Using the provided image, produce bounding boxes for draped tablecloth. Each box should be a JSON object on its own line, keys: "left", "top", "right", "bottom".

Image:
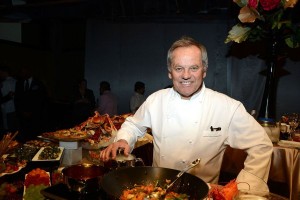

{"left": 221, "top": 145, "right": 300, "bottom": 200}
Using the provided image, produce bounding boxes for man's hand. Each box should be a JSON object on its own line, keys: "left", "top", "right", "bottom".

{"left": 100, "top": 139, "right": 130, "bottom": 161}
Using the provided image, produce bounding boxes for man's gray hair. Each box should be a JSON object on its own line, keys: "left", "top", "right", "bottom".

{"left": 167, "top": 36, "right": 208, "bottom": 71}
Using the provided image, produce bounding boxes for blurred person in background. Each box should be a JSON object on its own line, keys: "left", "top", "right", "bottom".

{"left": 130, "top": 81, "right": 146, "bottom": 113}
{"left": 97, "top": 81, "right": 118, "bottom": 116}
{"left": 14, "top": 66, "right": 48, "bottom": 142}
{"left": 0, "top": 65, "right": 18, "bottom": 133}
{"left": 71, "top": 78, "right": 95, "bottom": 125}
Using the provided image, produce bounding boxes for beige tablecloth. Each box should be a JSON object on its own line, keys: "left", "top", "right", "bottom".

{"left": 221, "top": 145, "right": 300, "bottom": 200}
{"left": 269, "top": 145, "right": 300, "bottom": 200}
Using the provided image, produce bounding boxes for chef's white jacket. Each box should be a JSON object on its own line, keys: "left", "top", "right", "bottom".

{"left": 116, "top": 84, "right": 273, "bottom": 192}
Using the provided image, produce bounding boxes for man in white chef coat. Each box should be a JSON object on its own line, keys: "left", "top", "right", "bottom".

{"left": 100, "top": 36, "right": 273, "bottom": 193}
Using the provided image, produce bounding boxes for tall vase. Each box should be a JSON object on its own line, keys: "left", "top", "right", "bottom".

{"left": 257, "top": 36, "right": 279, "bottom": 126}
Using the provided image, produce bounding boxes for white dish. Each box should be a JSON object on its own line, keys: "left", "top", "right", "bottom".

{"left": 32, "top": 147, "right": 64, "bottom": 161}
{"left": 278, "top": 140, "right": 300, "bottom": 148}
{"left": 236, "top": 194, "right": 267, "bottom": 200}
{"left": 0, "top": 154, "right": 26, "bottom": 177}
{"left": 23, "top": 172, "right": 50, "bottom": 200}
{"left": 0, "top": 165, "right": 24, "bottom": 177}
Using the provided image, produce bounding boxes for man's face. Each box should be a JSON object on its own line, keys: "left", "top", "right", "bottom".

{"left": 138, "top": 87, "right": 145, "bottom": 95}
{"left": 79, "top": 81, "right": 87, "bottom": 89}
{"left": 168, "top": 46, "right": 206, "bottom": 99}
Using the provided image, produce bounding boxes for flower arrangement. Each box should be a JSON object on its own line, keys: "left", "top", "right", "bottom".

{"left": 225, "top": 0, "right": 300, "bottom": 48}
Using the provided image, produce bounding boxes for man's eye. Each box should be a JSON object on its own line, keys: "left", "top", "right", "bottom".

{"left": 190, "top": 66, "right": 199, "bottom": 72}
{"left": 175, "top": 67, "right": 182, "bottom": 72}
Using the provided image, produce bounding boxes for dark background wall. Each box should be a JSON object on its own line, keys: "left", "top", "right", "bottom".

{"left": 0, "top": 0, "right": 299, "bottom": 123}
{"left": 84, "top": 20, "right": 300, "bottom": 119}
{"left": 85, "top": 20, "right": 229, "bottom": 114}
{"left": 0, "top": 20, "right": 86, "bottom": 102}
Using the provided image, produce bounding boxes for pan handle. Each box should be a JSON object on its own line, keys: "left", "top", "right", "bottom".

{"left": 134, "top": 158, "right": 145, "bottom": 166}
{"left": 166, "top": 158, "right": 201, "bottom": 190}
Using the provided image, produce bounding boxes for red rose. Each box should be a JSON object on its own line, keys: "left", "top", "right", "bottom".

{"left": 248, "top": 0, "right": 258, "bottom": 8}
{"left": 259, "top": 0, "right": 281, "bottom": 11}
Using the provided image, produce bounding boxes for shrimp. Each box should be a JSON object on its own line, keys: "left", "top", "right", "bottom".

{"left": 208, "top": 179, "right": 238, "bottom": 200}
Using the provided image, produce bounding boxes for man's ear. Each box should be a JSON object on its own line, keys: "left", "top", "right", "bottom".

{"left": 168, "top": 72, "right": 172, "bottom": 79}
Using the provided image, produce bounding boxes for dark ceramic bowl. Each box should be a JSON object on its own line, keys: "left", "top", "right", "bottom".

{"left": 62, "top": 163, "right": 109, "bottom": 194}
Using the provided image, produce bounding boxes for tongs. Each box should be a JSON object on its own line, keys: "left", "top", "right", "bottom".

{"left": 165, "top": 158, "right": 201, "bottom": 191}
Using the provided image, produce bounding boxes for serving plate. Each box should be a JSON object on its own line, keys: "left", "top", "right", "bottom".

{"left": 277, "top": 140, "right": 300, "bottom": 149}
{"left": 37, "top": 135, "right": 59, "bottom": 143}
{"left": 0, "top": 165, "right": 25, "bottom": 177}
{"left": 23, "top": 172, "right": 50, "bottom": 199}
{"left": 0, "top": 154, "right": 26, "bottom": 177}
{"left": 54, "top": 136, "right": 89, "bottom": 142}
{"left": 32, "top": 147, "right": 64, "bottom": 161}
{"left": 45, "top": 129, "right": 91, "bottom": 142}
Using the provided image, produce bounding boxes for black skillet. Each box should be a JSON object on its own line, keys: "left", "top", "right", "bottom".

{"left": 101, "top": 166, "right": 209, "bottom": 200}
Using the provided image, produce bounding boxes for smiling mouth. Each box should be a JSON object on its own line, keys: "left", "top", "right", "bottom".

{"left": 181, "top": 81, "right": 192, "bottom": 86}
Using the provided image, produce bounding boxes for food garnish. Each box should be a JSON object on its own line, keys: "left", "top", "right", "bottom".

{"left": 208, "top": 179, "right": 239, "bottom": 200}
{"left": 38, "top": 146, "right": 62, "bottom": 160}
{"left": 120, "top": 181, "right": 189, "bottom": 200}
{"left": 23, "top": 168, "right": 50, "bottom": 200}
{"left": 0, "top": 132, "right": 18, "bottom": 157}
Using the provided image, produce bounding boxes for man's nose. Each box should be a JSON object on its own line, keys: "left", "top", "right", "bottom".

{"left": 182, "top": 69, "right": 191, "bottom": 79}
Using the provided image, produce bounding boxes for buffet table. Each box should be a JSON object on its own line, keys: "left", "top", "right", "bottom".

{"left": 0, "top": 134, "right": 154, "bottom": 200}
{"left": 76, "top": 139, "right": 296, "bottom": 200}
{"left": 72, "top": 142, "right": 289, "bottom": 200}
{"left": 221, "top": 144, "right": 300, "bottom": 200}
{"left": 1, "top": 134, "right": 295, "bottom": 200}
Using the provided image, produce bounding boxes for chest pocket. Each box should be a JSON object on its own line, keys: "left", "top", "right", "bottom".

{"left": 202, "top": 130, "right": 223, "bottom": 141}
